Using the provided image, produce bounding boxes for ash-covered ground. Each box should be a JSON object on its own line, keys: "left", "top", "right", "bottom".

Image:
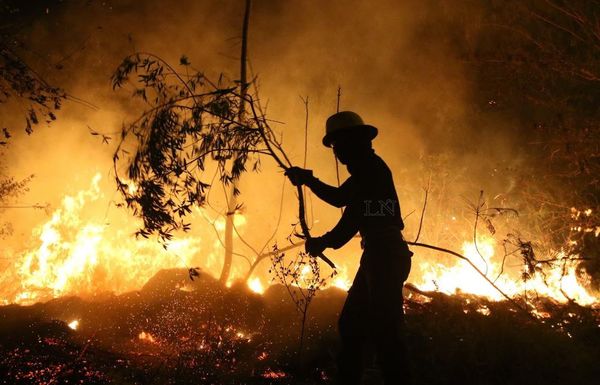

{"left": 1, "top": 269, "right": 599, "bottom": 385}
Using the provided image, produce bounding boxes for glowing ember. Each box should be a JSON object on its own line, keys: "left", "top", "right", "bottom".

{"left": 532, "top": 309, "right": 552, "bottom": 319}
{"left": 247, "top": 277, "right": 265, "bottom": 294}
{"left": 262, "top": 370, "right": 286, "bottom": 379}
{"left": 138, "top": 331, "right": 157, "bottom": 343}
{"left": 476, "top": 306, "right": 491, "bottom": 316}
{"left": 67, "top": 320, "right": 79, "bottom": 330}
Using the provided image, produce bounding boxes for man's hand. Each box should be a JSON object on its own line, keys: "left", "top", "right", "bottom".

{"left": 305, "top": 236, "right": 327, "bottom": 257}
{"left": 285, "top": 167, "right": 313, "bottom": 186}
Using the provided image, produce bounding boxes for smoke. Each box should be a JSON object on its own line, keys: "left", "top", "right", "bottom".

{"left": 1, "top": 0, "right": 583, "bottom": 298}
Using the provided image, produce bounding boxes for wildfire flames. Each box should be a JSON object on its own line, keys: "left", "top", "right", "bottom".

{"left": 0, "top": 174, "right": 598, "bottom": 309}
{"left": 0, "top": 174, "right": 203, "bottom": 305}
{"left": 413, "top": 239, "right": 598, "bottom": 306}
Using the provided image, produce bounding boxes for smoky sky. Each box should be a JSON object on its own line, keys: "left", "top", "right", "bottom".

{"left": 1, "top": 0, "right": 543, "bottom": 265}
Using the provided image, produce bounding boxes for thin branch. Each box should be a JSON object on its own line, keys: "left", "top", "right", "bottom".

{"left": 407, "top": 241, "right": 534, "bottom": 319}
{"left": 246, "top": 239, "right": 305, "bottom": 280}
{"left": 300, "top": 95, "right": 310, "bottom": 227}
{"left": 528, "top": 9, "right": 586, "bottom": 43}
{"left": 543, "top": 0, "right": 587, "bottom": 28}
{"left": 0, "top": 204, "right": 47, "bottom": 209}
{"left": 414, "top": 183, "right": 430, "bottom": 243}
{"left": 219, "top": 177, "right": 261, "bottom": 259}
{"left": 256, "top": 175, "right": 287, "bottom": 257}
{"left": 334, "top": 87, "right": 342, "bottom": 213}
{"left": 301, "top": 95, "right": 309, "bottom": 169}
{"left": 558, "top": 258, "right": 575, "bottom": 303}
{"left": 473, "top": 191, "right": 489, "bottom": 275}
{"left": 247, "top": 94, "right": 335, "bottom": 269}
{"left": 197, "top": 207, "right": 252, "bottom": 267}
{"left": 135, "top": 52, "right": 202, "bottom": 103}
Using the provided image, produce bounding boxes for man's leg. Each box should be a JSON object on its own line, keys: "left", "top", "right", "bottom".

{"left": 369, "top": 254, "right": 412, "bottom": 385}
{"left": 372, "top": 288, "right": 410, "bottom": 385}
{"left": 337, "top": 267, "right": 369, "bottom": 385}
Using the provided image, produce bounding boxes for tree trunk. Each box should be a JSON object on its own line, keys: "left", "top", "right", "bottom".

{"left": 219, "top": 0, "right": 251, "bottom": 284}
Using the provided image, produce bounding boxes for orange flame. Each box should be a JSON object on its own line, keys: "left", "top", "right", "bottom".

{"left": 2, "top": 173, "right": 201, "bottom": 305}
{"left": 411, "top": 237, "right": 598, "bottom": 305}
{"left": 1, "top": 174, "right": 597, "bottom": 310}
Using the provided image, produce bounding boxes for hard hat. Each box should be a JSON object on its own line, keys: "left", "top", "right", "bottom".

{"left": 323, "top": 111, "right": 378, "bottom": 147}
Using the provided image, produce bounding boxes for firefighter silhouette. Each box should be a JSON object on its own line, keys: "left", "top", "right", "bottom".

{"left": 286, "top": 111, "right": 413, "bottom": 385}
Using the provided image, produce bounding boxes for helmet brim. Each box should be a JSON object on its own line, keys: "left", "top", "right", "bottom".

{"left": 322, "top": 125, "right": 378, "bottom": 147}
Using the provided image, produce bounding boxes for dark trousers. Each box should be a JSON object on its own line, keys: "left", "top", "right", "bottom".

{"left": 337, "top": 237, "right": 412, "bottom": 385}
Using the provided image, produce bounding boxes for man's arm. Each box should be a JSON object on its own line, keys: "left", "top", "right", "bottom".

{"left": 306, "top": 177, "right": 352, "bottom": 208}
{"left": 320, "top": 200, "right": 360, "bottom": 249}
{"left": 285, "top": 166, "right": 352, "bottom": 208}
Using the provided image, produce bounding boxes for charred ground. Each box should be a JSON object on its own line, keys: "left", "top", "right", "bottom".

{"left": 1, "top": 269, "right": 598, "bottom": 385}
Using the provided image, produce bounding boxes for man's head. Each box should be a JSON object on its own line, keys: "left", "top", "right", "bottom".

{"left": 331, "top": 131, "right": 373, "bottom": 165}
{"left": 323, "top": 111, "right": 377, "bottom": 165}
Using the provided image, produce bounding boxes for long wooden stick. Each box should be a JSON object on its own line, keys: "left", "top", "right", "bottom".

{"left": 251, "top": 109, "right": 336, "bottom": 269}
{"left": 296, "top": 184, "right": 336, "bottom": 268}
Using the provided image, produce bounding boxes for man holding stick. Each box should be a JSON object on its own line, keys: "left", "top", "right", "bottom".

{"left": 286, "top": 111, "right": 413, "bottom": 385}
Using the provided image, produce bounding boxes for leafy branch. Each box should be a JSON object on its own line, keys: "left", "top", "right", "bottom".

{"left": 111, "top": 53, "right": 335, "bottom": 268}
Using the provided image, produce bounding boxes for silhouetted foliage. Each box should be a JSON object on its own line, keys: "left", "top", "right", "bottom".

{"left": 269, "top": 244, "right": 336, "bottom": 354}
{"left": 112, "top": 53, "right": 283, "bottom": 242}
{"left": 0, "top": 2, "right": 66, "bottom": 142}
{"left": 0, "top": 170, "right": 32, "bottom": 237}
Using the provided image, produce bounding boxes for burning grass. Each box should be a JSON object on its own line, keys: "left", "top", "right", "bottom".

{"left": 1, "top": 269, "right": 599, "bottom": 385}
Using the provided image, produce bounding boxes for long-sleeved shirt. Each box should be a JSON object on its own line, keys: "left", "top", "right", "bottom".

{"left": 307, "top": 150, "right": 404, "bottom": 249}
